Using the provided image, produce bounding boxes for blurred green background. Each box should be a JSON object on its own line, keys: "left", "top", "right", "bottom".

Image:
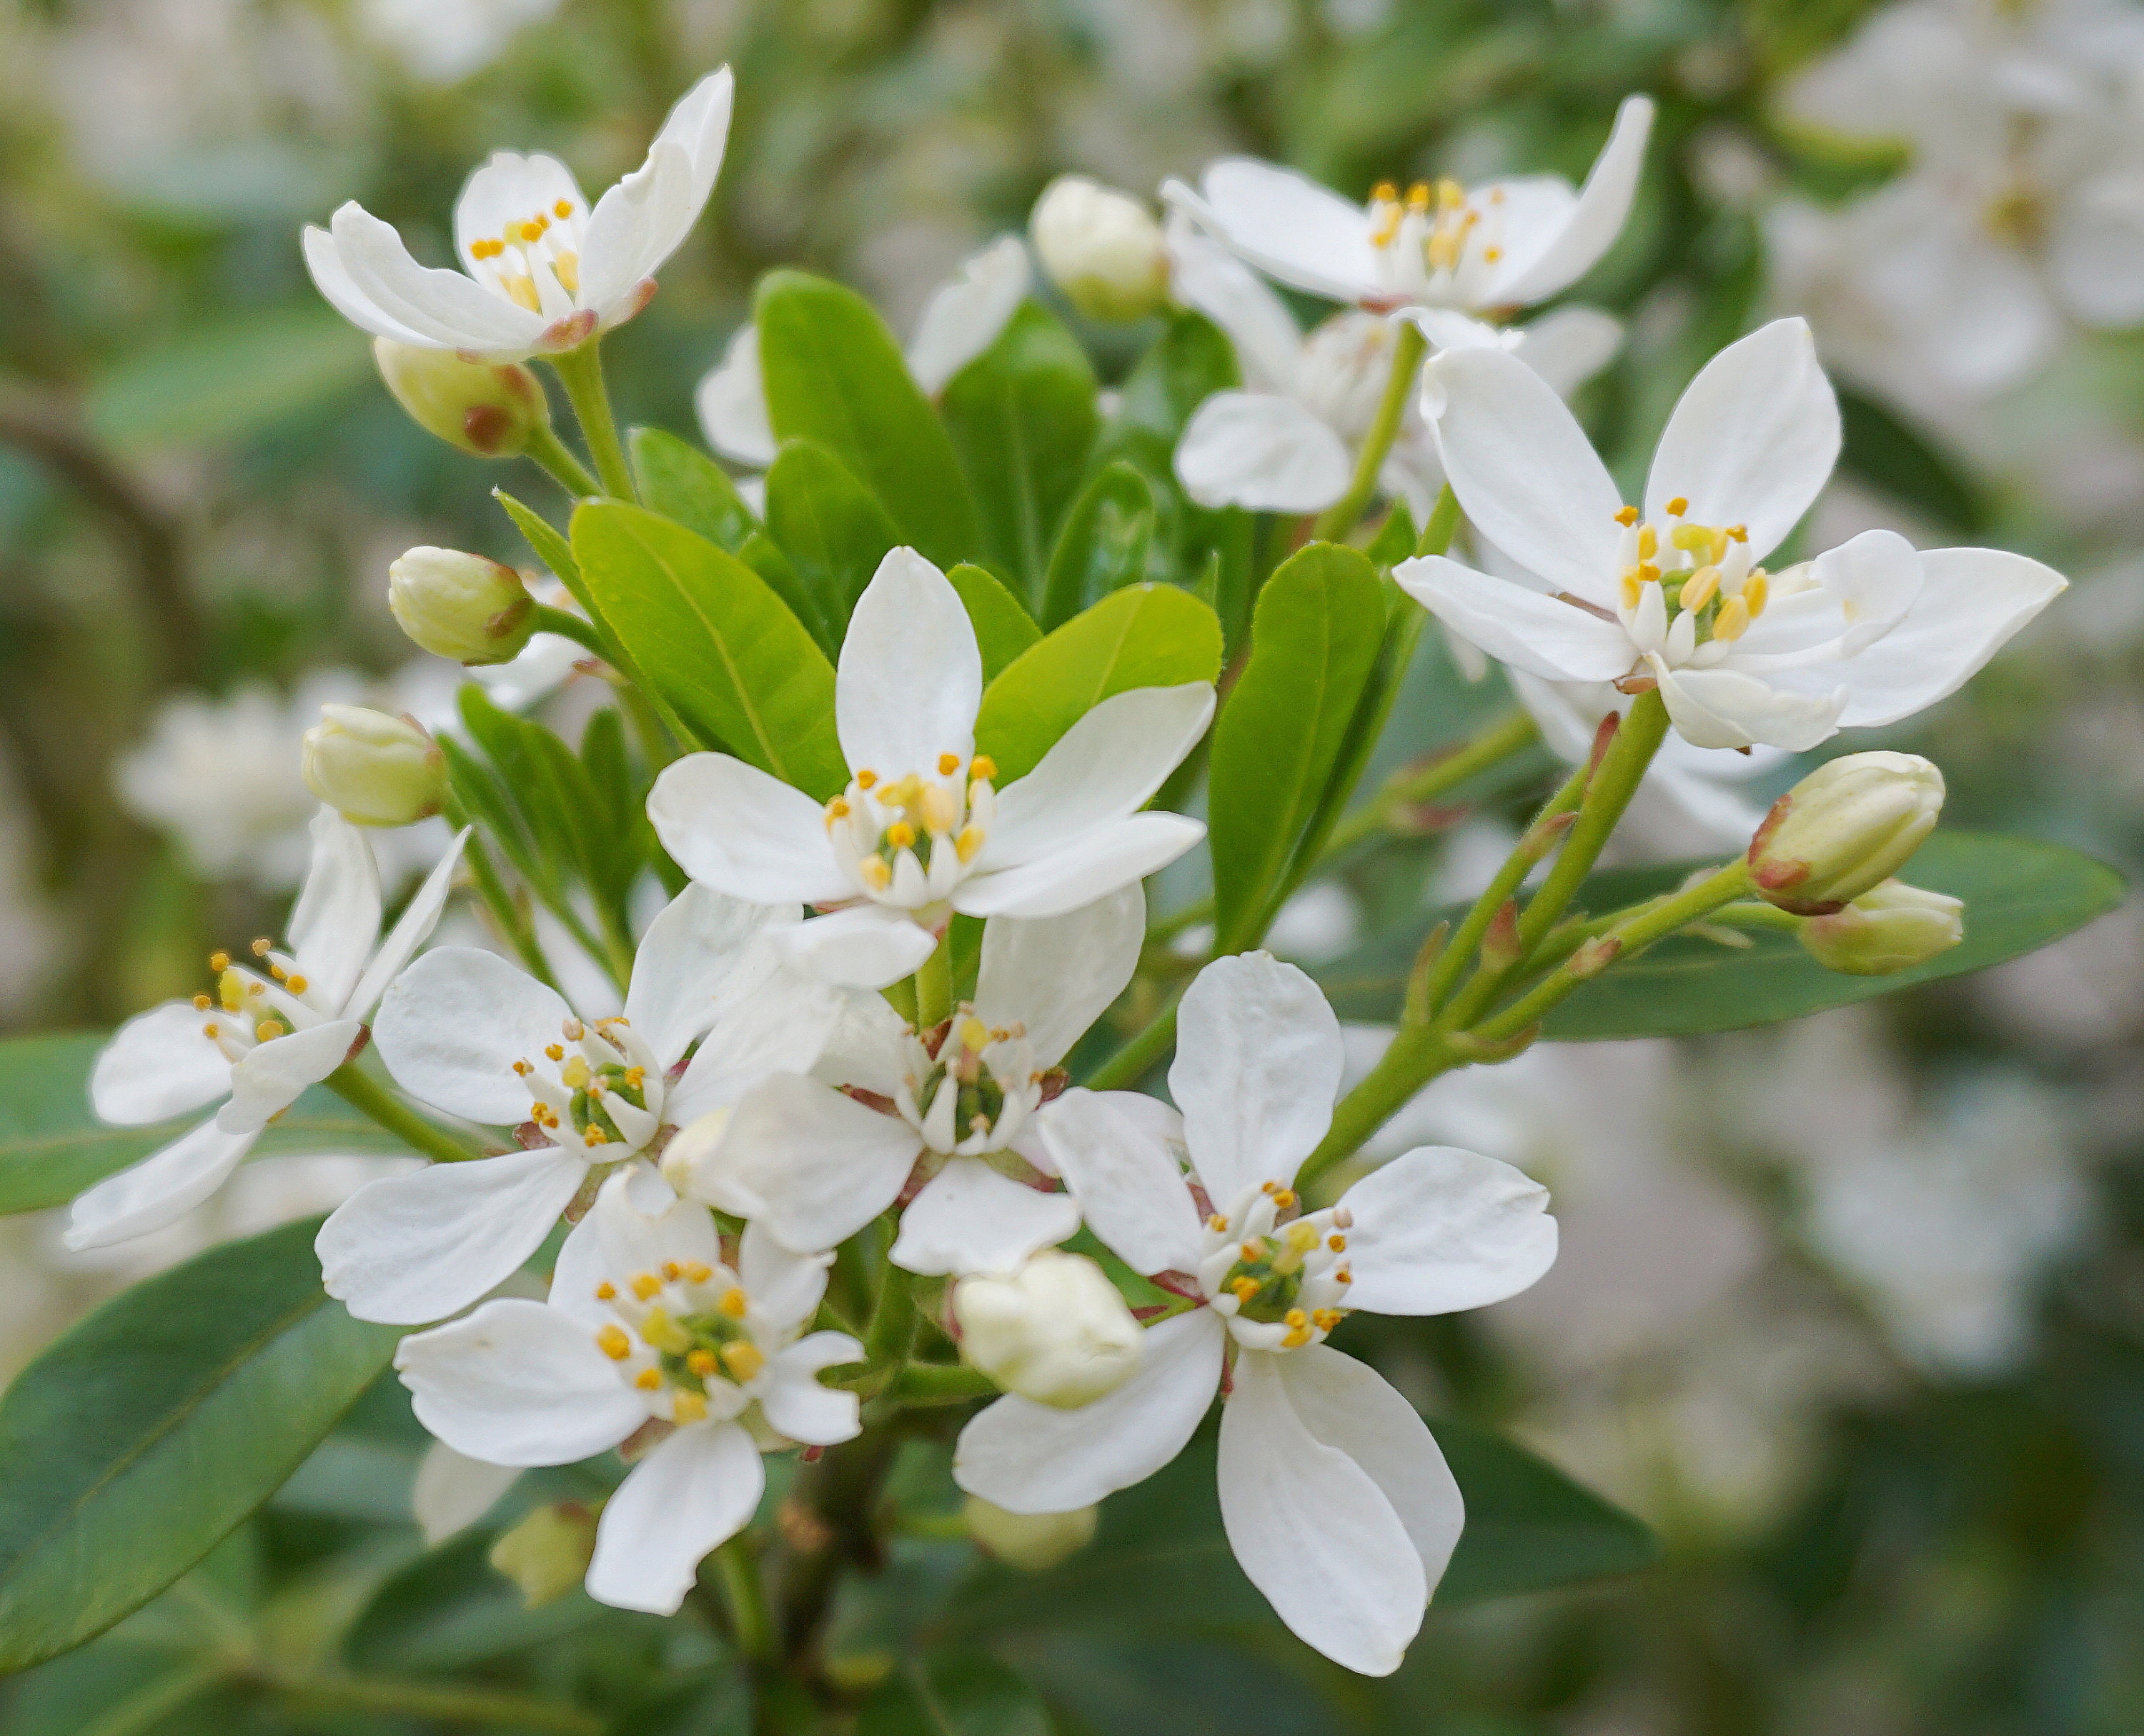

{"left": 2, "top": 0, "right": 2142, "bottom": 1730}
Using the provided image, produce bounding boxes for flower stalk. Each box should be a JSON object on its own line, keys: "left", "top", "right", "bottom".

{"left": 1309, "top": 318, "right": 1428, "bottom": 544}
{"left": 324, "top": 1063, "right": 486, "bottom": 1167}
{"left": 522, "top": 421, "right": 602, "bottom": 500}
{"left": 547, "top": 342, "right": 638, "bottom": 504}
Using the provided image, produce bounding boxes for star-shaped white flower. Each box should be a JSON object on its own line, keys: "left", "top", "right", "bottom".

{"left": 674, "top": 887, "right": 1143, "bottom": 1275}
{"left": 317, "top": 884, "right": 838, "bottom": 1324}
{"left": 71, "top": 809, "right": 466, "bottom": 1251}
{"left": 1396, "top": 318, "right": 2069, "bottom": 750}
{"left": 304, "top": 68, "right": 733, "bottom": 362}
{"left": 953, "top": 953, "right": 1558, "bottom": 1677}
{"left": 1162, "top": 95, "right": 1652, "bottom": 317}
{"left": 395, "top": 1172, "right": 860, "bottom": 1616}
{"left": 647, "top": 547, "right": 1214, "bottom": 991}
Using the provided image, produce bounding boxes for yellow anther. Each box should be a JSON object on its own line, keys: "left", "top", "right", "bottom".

{"left": 1208, "top": 1214, "right": 1229, "bottom": 1232}
{"left": 1741, "top": 571, "right": 1770, "bottom": 617}
{"left": 884, "top": 821, "right": 915, "bottom": 850}
{"left": 684, "top": 1261, "right": 713, "bottom": 1284}
{"left": 718, "top": 1287, "right": 749, "bottom": 1319}
{"left": 855, "top": 768, "right": 878, "bottom": 790}
{"left": 502, "top": 274, "right": 540, "bottom": 312}
{"left": 554, "top": 199, "right": 572, "bottom": 218}
{"left": 1284, "top": 1308, "right": 1308, "bottom": 1328}
{"left": 545, "top": 1043, "right": 565, "bottom": 1062}
{"left": 560, "top": 1056, "right": 591, "bottom": 1088}
{"left": 630, "top": 1272, "right": 662, "bottom": 1301}
{"left": 1665, "top": 496, "right": 1689, "bottom": 517}
{"left": 1284, "top": 1221, "right": 1320, "bottom": 1252}
{"left": 640, "top": 1309, "right": 692, "bottom": 1354}
{"left": 1328, "top": 1234, "right": 1348, "bottom": 1252}
{"left": 1372, "top": 207, "right": 1403, "bottom": 247}
{"left": 1726, "top": 524, "right": 1748, "bottom": 542}
{"left": 634, "top": 1367, "right": 662, "bottom": 1390}
{"left": 621, "top": 1068, "right": 644, "bottom": 1092}
{"left": 1679, "top": 565, "right": 1721, "bottom": 612}
{"left": 286, "top": 974, "right": 308, "bottom": 994}
{"left": 1370, "top": 182, "right": 1398, "bottom": 204}
{"left": 937, "top": 752, "right": 961, "bottom": 775}
{"left": 859, "top": 857, "right": 893, "bottom": 891}
{"left": 990, "top": 1027, "right": 1010, "bottom": 1042}
{"left": 1281, "top": 1328, "right": 1312, "bottom": 1349}
{"left": 662, "top": 1261, "right": 683, "bottom": 1281}
{"left": 1312, "top": 1308, "right": 1342, "bottom": 1331}
{"left": 720, "top": 1341, "right": 766, "bottom": 1382}
{"left": 1241, "top": 1241, "right": 1264, "bottom": 1262}
{"left": 595, "top": 1281, "right": 616, "bottom": 1300}
{"left": 256, "top": 1019, "right": 287, "bottom": 1041}
{"left": 670, "top": 1389, "right": 709, "bottom": 1423}
{"left": 1230, "top": 1276, "right": 1261, "bottom": 1302}
{"left": 582, "top": 1126, "right": 609, "bottom": 1147}
{"left": 687, "top": 1348, "right": 720, "bottom": 1376}
{"left": 1436, "top": 177, "right": 1464, "bottom": 209}
{"left": 512, "top": 219, "right": 544, "bottom": 244}
{"left": 1426, "top": 228, "right": 1462, "bottom": 270}
{"left": 826, "top": 798, "right": 850, "bottom": 825}
{"left": 954, "top": 825, "right": 985, "bottom": 863}
{"left": 1483, "top": 245, "right": 1503, "bottom": 262}
{"left": 1261, "top": 1181, "right": 1277, "bottom": 1194}
{"left": 1636, "top": 525, "right": 1657, "bottom": 560}
{"left": 202, "top": 1023, "right": 220, "bottom": 1040}
{"left": 970, "top": 755, "right": 996, "bottom": 781}
{"left": 1613, "top": 506, "right": 1639, "bottom": 527}
{"left": 1712, "top": 595, "right": 1751, "bottom": 643}
{"left": 192, "top": 993, "right": 212, "bottom": 1011}
{"left": 1271, "top": 1189, "right": 1297, "bottom": 1211}
{"left": 269, "top": 961, "right": 287, "bottom": 980}
{"left": 209, "top": 950, "right": 230, "bottom": 972}
{"left": 597, "top": 1324, "right": 632, "bottom": 1359}
{"left": 1336, "top": 1265, "right": 1352, "bottom": 1284}
{"left": 958, "top": 1016, "right": 991, "bottom": 1053}
{"left": 471, "top": 238, "right": 505, "bottom": 259}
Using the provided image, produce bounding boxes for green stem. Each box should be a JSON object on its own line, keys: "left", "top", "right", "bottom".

{"left": 862, "top": 1258, "right": 915, "bottom": 1374}
{"left": 1515, "top": 688, "right": 1670, "bottom": 955}
{"left": 1083, "top": 996, "right": 1181, "bottom": 1091}
{"left": 887, "top": 1361, "right": 1000, "bottom": 1404}
{"left": 1319, "top": 706, "right": 1539, "bottom": 864}
{"left": 262, "top": 1670, "right": 602, "bottom": 1735}
{"left": 617, "top": 681, "right": 681, "bottom": 774}
{"left": 547, "top": 342, "right": 637, "bottom": 503}
{"left": 522, "top": 422, "right": 601, "bottom": 500}
{"left": 1298, "top": 1025, "right": 1462, "bottom": 1192}
{"left": 531, "top": 602, "right": 607, "bottom": 658}
{"left": 450, "top": 814, "right": 559, "bottom": 990}
{"left": 1309, "top": 319, "right": 1429, "bottom": 544}
{"left": 914, "top": 938, "right": 953, "bottom": 1031}
{"left": 326, "top": 1063, "right": 484, "bottom": 1165}
{"left": 711, "top": 1536, "right": 778, "bottom": 1667}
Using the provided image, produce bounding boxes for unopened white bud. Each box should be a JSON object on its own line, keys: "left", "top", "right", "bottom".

{"left": 1030, "top": 176, "right": 1171, "bottom": 322}
{"left": 1748, "top": 751, "right": 1944, "bottom": 914}
{"left": 374, "top": 338, "right": 550, "bottom": 457}
{"left": 658, "top": 1107, "right": 731, "bottom": 1198}
{"left": 302, "top": 705, "right": 447, "bottom": 827}
{"left": 389, "top": 547, "right": 535, "bottom": 665}
{"left": 963, "top": 1494, "right": 1096, "bottom": 1570}
{"left": 953, "top": 1249, "right": 1141, "bottom": 1409}
{"left": 1799, "top": 878, "right": 1964, "bottom": 976}
{"left": 488, "top": 1501, "right": 597, "bottom": 1607}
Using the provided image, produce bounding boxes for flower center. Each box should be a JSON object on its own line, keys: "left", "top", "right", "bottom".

{"left": 190, "top": 938, "right": 330, "bottom": 1056}
{"left": 1198, "top": 1181, "right": 1352, "bottom": 1351}
{"left": 1605, "top": 499, "right": 1771, "bottom": 669}
{"left": 900, "top": 1010, "right": 1046, "bottom": 1156}
{"left": 1364, "top": 177, "right": 1507, "bottom": 302}
{"left": 824, "top": 753, "right": 997, "bottom": 910}
{"left": 512, "top": 1015, "right": 664, "bottom": 1154}
{"left": 591, "top": 1262, "right": 764, "bottom": 1426}
{"left": 1984, "top": 179, "right": 2048, "bottom": 251}
{"left": 469, "top": 197, "right": 584, "bottom": 312}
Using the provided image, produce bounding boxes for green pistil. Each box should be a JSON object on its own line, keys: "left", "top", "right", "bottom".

{"left": 917, "top": 1066, "right": 1006, "bottom": 1141}
{"left": 570, "top": 1063, "right": 645, "bottom": 1142}
{"left": 1221, "top": 1243, "right": 1304, "bottom": 1324}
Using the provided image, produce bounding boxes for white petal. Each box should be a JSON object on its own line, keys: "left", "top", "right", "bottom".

{"left": 374, "top": 947, "right": 575, "bottom": 1125}
{"left": 217, "top": 1019, "right": 362, "bottom": 1136}
{"left": 978, "top": 684, "right": 1216, "bottom": 871}
{"left": 1336, "top": 1145, "right": 1558, "bottom": 1315}
{"left": 667, "top": 956, "right": 842, "bottom": 1124}
{"left": 1812, "top": 528, "right": 1923, "bottom": 657}
{"left": 412, "top": 1442, "right": 520, "bottom": 1546}
{"left": 953, "top": 1307, "right": 1226, "bottom": 1511}
{"left": 1166, "top": 164, "right": 1380, "bottom": 304}
{"left": 303, "top": 226, "right": 438, "bottom": 347}
{"left": 590, "top": 1168, "right": 723, "bottom": 1282}
{"left": 1393, "top": 555, "right": 1637, "bottom": 684}
{"left": 837, "top": 549, "right": 982, "bottom": 780}
{"left": 1218, "top": 1351, "right": 1424, "bottom": 1676}
{"left": 974, "top": 885, "right": 1143, "bottom": 1068}
{"left": 1511, "top": 304, "right": 1623, "bottom": 397}
{"left": 2049, "top": 172, "right": 2144, "bottom": 327}
{"left": 738, "top": 1221, "right": 834, "bottom": 1334}
{"left": 328, "top": 202, "right": 545, "bottom": 354}
{"left": 804, "top": 985, "right": 912, "bottom": 1096}
{"left": 1652, "top": 661, "right": 1844, "bottom": 752}
{"left": 1490, "top": 95, "right": 1654, "bottom": 306}
{"left": 1169, "top": 953, "right": 1342, "bottom": 1201}
{"left": 647, "top": 753, "right": 853, "bottom": 908}
{"left": 347, "top": 828, "right": 470, "bottom": 1020}
{"left": 890, "top": 1158, "right": 1081, "bottom": 1276}
{"left": 586, "top": 1422, "right": 763, "bottom": 1615}
{"left": 907, "top": 235, "right": 1032, "bottom": 394}
{"left": 1426, "top": 346, "right": 1625, "bottom": 600}
{"left": 955, "top": 811, "right": 1206, "bottom": 920}
{"left": 91, "top": 1001, "right": 234, "bottom": 1126}
{"left": 547, "top": 1209, "right": 612, "bottom": 1329}
{"left": 64, "top": 1119, "right": 258, "bottom": 1250}
{"left": 1837, "top": 547, "right": 2068, "bottom": 729}
{"left": 578, "top": 140, "right": 694, "bottom": 322}
{"left": 395, "top": 1297, "right": 642, "bottom": 1466}
{"left": 453, "top": 150, "right": 587, "bottom": 279}
{"left": 317, "top": 1147, "right": 588, "bottom": 1325}
{"left": 1038, "top": 1088, "right": 1203, "bottom": 1276}
{"left": 696, "top": 1076, "right": 918, "bottom": 1252}
{"left": 775, "top": 904, "right": 938, "bottom": 992}
{"left": 759, "top": 1332, "right": 866, "bottom": 1445}
{"left": 1166, "top": 214, "right": 1305, "bottom": 394}
{"left": 1174, "top": 392, "right": 1353, "bottom": 512}
{"left": 695, "top": 324, "right": 777, "bottom": 468}
{"left": 1644, "top": 318, "right": 1838, "bottom": 565}
{"left": 643, "top": 67, "right": 734, "bottom": 254}
{"left": 287, "top": 807, "right": 382, "bottom": 1014}
{"left": 624, "top": 885, "right": 792, "bottom": 1066}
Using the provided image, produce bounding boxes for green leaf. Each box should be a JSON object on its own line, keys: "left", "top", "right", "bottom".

{"left": 737, "top": 530, "right": 833, "bottom": 659}
{"left": 1316, "top": 831, "right": 2128, "bottom": 1036}
{"left": 1433, "top": 1416, "right": 1659, "bottom": 1600}
{"left": 1838, "top": 387, "right": 1990, "bottom": 537}
{"left": 857, "top": 1651, "right": 1052, "bottom": 1736}
{"left": 630, "top": 427, "right": 758, "bottom": 553}
{"left": 754, "top": 269, "right": 980, "bottom": 566}
{"left": 1040, "top": 460, "right": 1157, "bottom": 630}
{"left": 1208, "top": 543, "right": 1387, "bottom": 948}
{"left": 0, "top": 1033, "right": 420, "bottom": 1217}
{"left": 763, "top": 438, "right": 903, "bottom": 644}
{"left": 86, "top": 306, "right": 369, "bottom": 455}
{"left": 940, "top": 301, "right": 1100, "bottom": 598}
{"left": 572, "top": 500, "right": 848, "bottom": 798}
{"left": 0, "top": 1216, "right": 399, "bottom": 1670}
{"left": 947, "top": 562, "right": 1041, "bottom": 682}
{"left": 974, "top": 584, "right": 1224, "bottom": 784}
{"left": 1109, "top": 309, "right": 1240, "bottom": 445}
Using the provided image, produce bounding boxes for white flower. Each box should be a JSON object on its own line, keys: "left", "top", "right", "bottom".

{"left": 1162, "top": 95, "right": 1652, "bottom": 315}
{"left": 1170, "top": 215, "right": 1622, "bottom": 516}
{"left": 359, "top": 0, "right": 562, "bottom": 85}
{"left": 317, "top": 885, "right": 838, "bottom": 1324}
{"left": 1396, "top": 319, "right": 2070, "bottom": 750}
{"left": 953, "top": 953, "right": 1558, "bottom": 1676}
{"left": 673, "top": 888, "right": 1143, "bottom": 1273}
{"left": 70, "top": 808, "right": 467, "bottom": 1251}
{"left": 394, "top": 1173, "right": 860, "bottom": 1615}
{"left": 647, "top": 547, "right": 1213, "bottom": 991}
{"left": 304, "top": 68, "right": 733, "bottom": 361}
{"left": 1031, "top": 176, "right": 1171, "bottom": 322}
{"left": 695, "top": 236, "right": 1032, "bottom": 474}
{"left": 953, "top": 1249, "right": 1143, "bottom": 1408}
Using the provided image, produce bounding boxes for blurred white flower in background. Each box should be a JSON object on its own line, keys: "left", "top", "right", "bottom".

{"left": 357, "top": 0, "right": 562, "bottom": 84}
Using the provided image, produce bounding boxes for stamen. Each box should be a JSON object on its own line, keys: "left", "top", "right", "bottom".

{"left": 859, "top": 858, "right": 893, "bottom": 891}
{"left": 1665, "top": 496, "right": 1688, "bottom": 517}
{"left": 193, "top": 993, "right": 212, "bottom": 1011}
{"left": 595, "top": 1281, "right": 616, "bottom": 1300}
{"left": 545, "top": 1043, "right": 565, "bottom": 1062}
{"left": 920, "top": 784, "right": 960, "bottom": 834}
{"left": 552, "top": 252, "right": 579, "bottom": 295}
{"left": 1208, "top": 1214, "right": 1229, "bottom": 1232}
{"left": 251, "top": 938, "right": 272, "bottom": 957}
{"left": 1613, "top": 506, "right": 1639, "bottom": 527}
{"left": 470, "top": 238, "right": 505, "bottom": 260}
{"left": 671, "top": 1389, "right": 708, "bottom": 1423}
{"left": 937, "top": 752, "right": 961, "bottom": 775}
{"left": 1370, "top": 182, "right": 1397, "bottom": 204}
{"left": 885, "top": 821, "right": 915, "bottom": 849}
{"left": 662, "top": 1261, "right": 683, "bottom": 1281}
{"left": 687, "top": 1349, "right": 720, "bottom": 1376}
{"left": 634, "top": 1367, "right": 662, "bottom": 1390}
{"left": 286, "top": 975, "right": 307, "bottom": 994}
{"left": 826, "top": 798, "right": 850, "bottom": 825}
{"left": 970, "top": 755, "right": 996, "bottom": 781}
{"left": 1311, "top": 1308, "right": 1343, "bottom": 1331}
{"left": 209, "top": 950, "right": 231, "bottom": 971}
{"left": 1636, "top": 525, "right": 1657, "bottom": 560}
{"left": 597, "top": 1324, "right": 632, "bottom": 1359}
{"left": 1741, "top": 571, "right": 1770, "bottom": 617}
{"left": 254, "top": 1019, "right": 285, "bottom": 1041}
{"left": 1229, "top": 1276, "right": 1261, "bottom": 1302}
{"left": 955, "top": 826, "right": 985, "bottom": 863}
{"left": 855, "top": 769, "right": 878, "bottom": 790}
{"left": 554, "top": 199, "right": 572, "bottom": 219}
{"left": 1679, "top": 565, "right": 1721, "bottom": 612}
{"left": 720, "top": 1341, "right": 766, "bottom": 1382}
{"left": 684, "top": 1261, "right": 713, "bottom": 1284}
{"left": 718, "top": 1287, "right": 749, "bottom": 1319}
{"left": 1271, "top": 1189, "right": 1296, "bottom": 1210}
{"left": 560, "top": 1056, "right": 591, "bottom": 1088}
{"left": 1712, "top": 595, "right": 1751, "bottom": 643}
{"left": 630, "top": 1272, "right": 662, "bottom": 1301}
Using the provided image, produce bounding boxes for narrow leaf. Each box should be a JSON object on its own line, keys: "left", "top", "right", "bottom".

{"left": 1040, "top": 460, "right": 1157, "bottom": 630}
{"left": 630, "top": 427, "right": 758, "bottom": 553}
{"left": 947, "top": 562, "right": 1041, "bottom": 683}
{"left": 763, "top": 438, "right": 903, "bottom": 642}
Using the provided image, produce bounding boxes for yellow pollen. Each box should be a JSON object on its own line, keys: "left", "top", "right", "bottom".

{"left": 640, "top": 1309, "right": 692, "bottom": 1354}
{"left": 1726, "top": 524, "right": 1748, "bottom": 542}
{"left": 1208, "top": 1214, "right": 1229, "bottom": 1232}
{"left": 254, "top": 1020, "right": 285, "bottom": 1041}
{"left": 1436, "top": 177, "right": 1464, "bottom": 209}
{"left": 1483, "top": 245, "right": 1503, "bottom": 262}
{"left": 634, "top": 1367, "right": 662, "bottom": 1390}
{"left": 555, "top": 199, "right": 574, "bottom": 218}
{"left": 597, "top": 1324, "right": 631, "bottom": 1359}
{"left": 1271, "top": 1189, "right": 1296, "bottom": 1210}
{"left": 552, "top": 251, "right": 579, "bottom": 294}
{"left": 1712, "top": 595, "right": 1751, "bottom": 643}
{"left": 269, "top": 962, "right": 287, "bottom": 981}
{"left": 1285, "top": 1308, "right": 1307, "bottom": 1327}
{"left": 470, "top": 238, "right": 505, "bottom": 259}
{"left": 684, "top": 1261, "right": 713, "bottom": 1284}
{"left": 630, "top": 1272, "right": 662, "bottom": 1301}
{"left": 1281, "top": 1328, "right": 1312, "bottom": 1349}
{"left": 670, "top": 1390, "right": 708, "bottom": 1423}
{"left": 1312, "top": 1308, "right": 1342, "bottom": 1331}
{"left": 1328, "top": 1234, "right": 1347, "bottom": 1251}
{"left": 687, "top": 1349, "right": 720, "bottom": 1376}
{"left": 958, "top": 1016, "right": 991, "bottom": 1053}
{"left": 625, "top": 1068, "right": 645, "bottom": 1091}
{"left": 1741, "top": 571, "right": 1770, "bottom": 617}
{"left": 720, "top": 1341, "right": 766, "bottom": 1382}
{"left": 884, "top": 821, "right": 915, "bottom": 850}
{"left": 1637, "top": 525, "right": 1657, "bottom": 560}
{"left": 202, "top": 1023, "right": 220, "bottom": 1039}
{"left": 286, "top": 975, "right": 307, "bottom": 994}
{"left": 545, "top": 1043, "right": 564, "bottom": 1062}
{"left": 1371, "top": 207, "right": 1402, "bottom": 247}
{"left": 718, "top": 1287, "right": 749, "bottom": 1319}
{"left": 970, "top": 755, "right": 996, "bottom": 781}
{"left": 859, "top": 857, "right": 893, "bottom": 891}
{"left": 502, "top": 274, "right": 540, "bottom": 312}
{"left": 1620, "top": 571, "right": 1644, "bottom": 610}
{"left": 662, "top": 1261, "right": 683, "bottom": 1281}
{"left": 1261, "top": 1181, "right": 1278, "bottom": 1194}
{"left": 855, "top": 769, "right": 878, "bottom": 790}
{"left": 937, "top": 752, "right": 961, "bottom": 775}
{"left": 827, "top": 798, "right": 850, "bottom": 823}
{"left": 1336, "top": 1265, "right": 1352, "bottom": 1284}
{"left": 954, "top": 825, "right": 985, "bottom": 863}
{"left": 1229, "top": 1276, "right": 1261, "bottom": 1302}
{"left": 920, "top": 783, "right": 961, "bottom": 835}
{"left": 1283, "top": 1221, "right": 1320, "bottom": 1253}
{"left": 512, "top": 219, "right": 544, "bottom": 243}
{"left": 1613, "top": 506, "right": 1639, "bottom": 527}
{"left": 1370, "top": 182, "right": 1398, "bottom": 204}
{"left": 595, "top": 1281, "right": 616, "bottom": 1300}
{"left": 561, "top": 1056, "right": 590, "bottom": 1088}
{"left": 582, "top": 1126, "right": 609, "bottom": 1147}
{"left": 192, "top": 993, "right": 212, "bottom": 1011}
{"left": 1665, "top": 496, "right": 1688, "bottom": 517}
{"left": 1680, "top": 565, "right": 1721, "bottom": 612}
{"left": 249, "top": 938, "right": 271, "bottom": 957}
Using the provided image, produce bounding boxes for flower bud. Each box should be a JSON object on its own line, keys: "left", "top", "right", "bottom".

{"left": 1798, "top": 878, "right": 1964, "bottom": 976}
{"left": 1030, "top": 176, "right": 1171, "bottom": 322}
{"left": 389, "top": 546, "right": 536, "bottom": 665}
{"left": 963, "top": 1494, "right": 1096, "bottom": 1571}
{"left": 488, "top": 1502, "right": 597, "bottom": 1607}
{"left": 658, "top": 1108, "right": 731, "bottom": 1198}
{"left": 1747, "top": 751, "right": 1945, "bottom": 915}
{"left": 302, "top": 705, "right": 447, "bottom": 827}
{"left": 953, "top": 1249, "right": 1141, "bottom": 1409}
{"left": 374, "top": 337, "right": 551, "bottom": 457}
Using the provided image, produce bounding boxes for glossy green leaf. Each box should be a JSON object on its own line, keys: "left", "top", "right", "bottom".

{"left": 571, "top": 500, "right": 848, "bottom": 799}
{"left": 1838, "top": 387, "right": 1990, "bottom": 537}
{"left": 86, "top": 306, "right": 369, "bottom": 454}
{"left": 630, "top": 427, "right": 758, "bottom": 553}
{"left": 763, "top": 438, "right": 903, "bottom": 644}
{"left": 1208, "top": 543, "right": 1387, "bottom": 948}
{"left": 1040, "top": 460, "right": 1157, "bottom": 630}
{"left": 0, "top": 1033, "right": 420, "bottom": 1217}
{"left": 940, "top": 300, "right": 1100, "bottom": 598}
{"left": 1316, "top": 831, "right": 2128, "bottom": 1036}
{"left": 857, "top": 1650, "right": 1052, "bottom": 1736}
{"left": 754, "top": 269, "right": 980, "bottom": 566}
{"left": 974, "top": 583, "right": 1224, "bottom": 784}
{"left": 947, "top": 562, "right": 1041, "bottom": 682}
{"left": 737, "top": 529, "right": 832, "bottom": 658}
{"left": 0, "top": 1216, "right": 399, "bottom": 1669}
